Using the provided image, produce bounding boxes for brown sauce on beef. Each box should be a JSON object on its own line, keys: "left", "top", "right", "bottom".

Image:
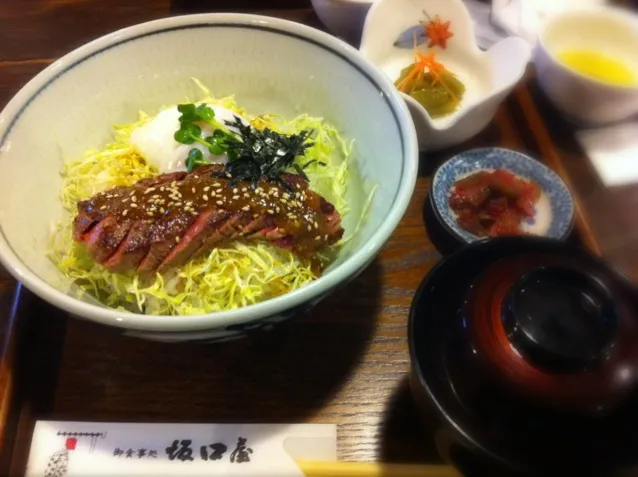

{"left": 78, "top": 165, "right": 340, "bottom": 259}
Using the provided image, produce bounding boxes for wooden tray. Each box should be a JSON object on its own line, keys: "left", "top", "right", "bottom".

{"left": 0, "top": 1, "right": 633, "bottom": 475}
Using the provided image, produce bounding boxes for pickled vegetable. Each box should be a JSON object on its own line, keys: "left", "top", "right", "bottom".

{"left": 449, "top": 169, "right": 541, "bottom": 237}
{"left": 395, "top": 64, "right": 465, "bottom": 118}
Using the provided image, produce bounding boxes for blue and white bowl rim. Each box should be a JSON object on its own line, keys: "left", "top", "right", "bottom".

{"left": 430, "top": 147, "right": 575, "bottom": 243}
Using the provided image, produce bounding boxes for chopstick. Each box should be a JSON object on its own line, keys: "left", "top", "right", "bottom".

{"left": 296, "top": 460, "right": 462, "bottom": 477}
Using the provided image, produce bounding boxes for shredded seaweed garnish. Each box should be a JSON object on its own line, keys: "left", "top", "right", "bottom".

{"left": 174, "top": 102, "right": 316, "bottom": 183}
{"left": 223, "top": 116, "right": 314, "bottom": 187}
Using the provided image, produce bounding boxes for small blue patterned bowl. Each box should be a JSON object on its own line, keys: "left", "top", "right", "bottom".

{"left": 430, "top": 148, "right": 574, "bottom": 244}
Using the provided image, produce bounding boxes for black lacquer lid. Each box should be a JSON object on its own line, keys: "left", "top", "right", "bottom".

{"left": 502, "top": 266, "right": 618, "bottom": 374}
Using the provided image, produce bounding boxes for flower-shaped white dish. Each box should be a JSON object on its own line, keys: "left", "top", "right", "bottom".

{"left": 360, "top": 0, "right": 531, "bottom": 151}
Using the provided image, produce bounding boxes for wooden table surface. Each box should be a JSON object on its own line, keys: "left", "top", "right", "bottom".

{"left": 0, "top": 0, "right": 636, "bottom": 475}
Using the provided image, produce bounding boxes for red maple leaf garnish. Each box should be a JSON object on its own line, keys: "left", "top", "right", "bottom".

{"left": 423, "top": 15, "right": 454, "bottom": 49}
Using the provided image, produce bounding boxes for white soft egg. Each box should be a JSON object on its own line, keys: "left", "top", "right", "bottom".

{"left": 130, "top": 104, "right": 251, "bottom": 173}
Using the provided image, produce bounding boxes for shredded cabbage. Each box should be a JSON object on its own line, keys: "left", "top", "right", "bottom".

{"left": 50, "top": 86, "right": 352, "bottom": 315}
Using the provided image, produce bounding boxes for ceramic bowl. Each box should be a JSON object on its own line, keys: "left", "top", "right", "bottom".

{"left": 310, "top": 0, "right": 375, "bottom": 45}
{"left": 409, "top": 237, "right": 638, "bottom": 476}
{"left": 360, "top": 0, "right": 531, "bottom": 151}
{"left": 430, "top": 148, "right": 574, "bottom": 244}
{"left": 535, "top": 6, "right": 638, "bottom": 125}
{"left": 490, "top": 0, "right": 607, "bottom": 48}
{"left": 0, "top": 14, "right": 418, "bottom": 342}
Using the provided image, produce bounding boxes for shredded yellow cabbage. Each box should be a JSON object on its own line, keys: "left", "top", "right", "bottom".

{"left": 50, "top": 88, "right": 351, "bottom": 315}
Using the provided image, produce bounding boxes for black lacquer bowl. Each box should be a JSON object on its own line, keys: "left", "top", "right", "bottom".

{"left": 409, "top": 237, "right": 638, "bottom": 476}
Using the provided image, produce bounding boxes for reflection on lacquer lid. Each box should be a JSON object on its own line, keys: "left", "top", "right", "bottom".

{"left": 409, "top": 237, "right": 638, "bottom": 475}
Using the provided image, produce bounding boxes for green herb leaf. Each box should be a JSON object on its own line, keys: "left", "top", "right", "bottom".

{"left": 205, "top": 129, "right": 237, "bottom": 155}
{"left": 205, "top": 135, "right": 225, "bottom": 155}
{"left": 185, "top": 148, "right": 207, "bottom": 173}
{"left": 176, "top": 103, "right": 226, "bottom": 148}
{"left": 196, "top": 104, "right": 215, "bottom": 122}
{"left": 174, "top": 127, "right": 194, "bottom": 144}
{"left": 177, "top": 103, "right": 197, "bottom": 118}
{"left": 174, "top": 123, "right": 203, "bottom": 145}
{"left": 188, "top": 123, "right": 202, "bottom": 137}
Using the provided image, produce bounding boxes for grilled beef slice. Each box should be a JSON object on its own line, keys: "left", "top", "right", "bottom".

{"left": 73, "top": 165, "right": 344, "bottom": 274}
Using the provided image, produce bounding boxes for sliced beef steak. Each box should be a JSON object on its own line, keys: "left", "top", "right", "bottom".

{"left": 137, "top": 214, "right": 199, "bottom": 274}
{"left": 83, "top": 216, "right": 133, "bottom": 263}
{"left": 158, "top": 208, "right": 232, "bottom": 272}
{"left": 73, "top": 165, "right": 344, "bottom": 275}
{"left": 102, "top": 220, "right": 154, "bottom": 272}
